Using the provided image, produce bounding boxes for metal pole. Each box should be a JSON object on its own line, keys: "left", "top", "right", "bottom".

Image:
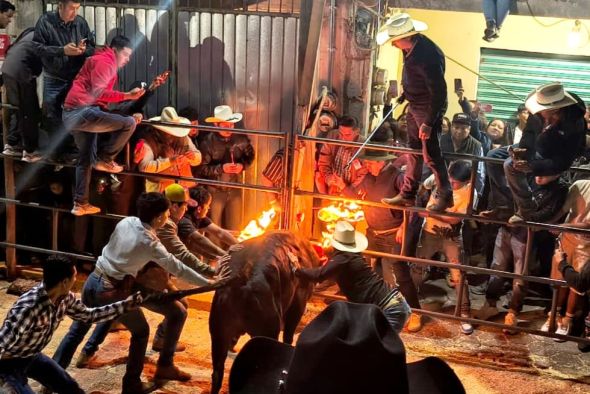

{"left": 1, "top": 87, "right": 17, "bottom": 280}
{"left": 51, "top": 209, "right": 59, "bottom": 251}
{"left": 549, "top": 285, "right": 560, "bottom": 333}
{"left": 169, "top": 0, "right": 178, "bottom": 108}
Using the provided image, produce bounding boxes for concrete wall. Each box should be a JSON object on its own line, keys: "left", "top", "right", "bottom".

{"left": 376, "top": 8, "right": 590, "bottom": 120}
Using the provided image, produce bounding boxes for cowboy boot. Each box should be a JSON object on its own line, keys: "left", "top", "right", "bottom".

{"left": 382, "top": 194, "right": 414, "bottom": 207}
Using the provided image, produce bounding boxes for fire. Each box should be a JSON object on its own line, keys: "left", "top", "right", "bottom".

{"left": 238, "top": 207, "right": 277, "bottom": 242}
{"left": 317, "top": 201, "right": 365, "bottom": 248}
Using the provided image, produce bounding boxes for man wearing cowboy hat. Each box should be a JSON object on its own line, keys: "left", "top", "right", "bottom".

{"left": 342, "top": 125, "right": 423, "bottom": 332}
{"left": 294, "top": 220, "right": 411, "bottom": 333}
{"left": 135, "top": 106, "right": 202, "bottom": 192}
{"left": 228, "top": 301, "right": 465, "bottom": 394}
{"left": 502, "top": 82, "right": 586, "bottom": 223}
{"left": 63, "top": 35, "right": 146, "bottom": 216}
{"left": 377, "top": 13, "right": 453, "bottom": 213}
{"left": 195, "top": 105, "right": 255, "bottom": 231}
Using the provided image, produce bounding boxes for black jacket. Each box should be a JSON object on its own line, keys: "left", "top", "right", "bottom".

{"left": 401, "top": 34, "right": 447, "bottom": 126}
{"left": 193, "top": 132, "right": 255, "bottom": 189}
{"left": 1, "top": 29, "right": 42, "bottom": 82}
{"left": 519, "top": 94, "right": 586, "bottom": 176}
{"left": 33, "top": 11, "right": 95, "bottom": 81}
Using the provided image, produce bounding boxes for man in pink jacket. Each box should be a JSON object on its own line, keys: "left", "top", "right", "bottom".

{"left": 63, "top": 35, "right": 145, "bottom": 216}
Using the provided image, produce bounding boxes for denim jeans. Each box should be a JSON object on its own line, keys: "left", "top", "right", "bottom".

{"left": 52, "top": 272, "right": 149, "bottom": 388}
{"left": 486, "top": 226, "right": 528, "bottom": 312}
{"left": 382, "top": 295, "right": 411, "bottom": 333}
{"left": 0, "top": 353, "right": 84, "bottom": 394}
{"left": 401, "top": 104, "right": 451, "bottom": 198}
{"left": 482, "top": 0, "right": 511, "bottom": 28}
{"left": 486, "top": 145, "right": 512, "bottom": 208}
{"left": 63, "top": 106, "right": 136, "bottom": 204}
{"left": 417, "top": 230, "right": 471, "bottom": 314}
{"left": 503, "top": 156, "right": 537, "bottom": 214}
{"left": 3, "top": 75, "right": 41, "bottom": 152}
{"left": 43, "top": 75, "right": 75, "bottom": 157}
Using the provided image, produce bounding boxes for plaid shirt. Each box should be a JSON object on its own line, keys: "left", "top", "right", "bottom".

{"left": 0, "top": 284, "right": 128, "bottom": 360}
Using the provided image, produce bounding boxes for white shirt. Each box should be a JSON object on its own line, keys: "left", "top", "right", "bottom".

{"left": 514, "top": 125, "right": 524, "bottom": 144}
{"left": 96, "top": 216, "right": 210, "bottom": 286}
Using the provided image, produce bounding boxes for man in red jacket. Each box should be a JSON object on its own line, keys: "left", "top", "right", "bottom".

{"left": 63, "top": 35, "right": 145, "bottom": 216}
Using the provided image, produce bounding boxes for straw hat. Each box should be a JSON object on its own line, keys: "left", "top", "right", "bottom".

{"left": 376, "top": 13, "right": 428, "bottom": 46}
{"left": 525, "top": 82, "right": 577, "bottom": 115}
{"left": 149, "top": 107, "right": 192, "bottom": 137}
{"left": 330, "top": 221, "right": 368, "bottom": 253}
{"left": 205, "top": 105, "right": 243, "bottom": 123}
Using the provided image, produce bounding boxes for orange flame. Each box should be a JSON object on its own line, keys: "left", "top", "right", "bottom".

{"left": 238, "top": 207, "right": 277, "bottom": 242}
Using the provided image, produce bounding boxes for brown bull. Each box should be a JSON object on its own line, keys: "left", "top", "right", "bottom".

{"left": 209, "top": 231, "right": 321, "bottom": 394}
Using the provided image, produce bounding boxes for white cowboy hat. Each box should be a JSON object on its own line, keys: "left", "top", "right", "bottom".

{"left": 330, "top": 221, "right": 368, "bottom": 253}
{"left": 525, "top": 82, "right": 577, "bottom": 115}
{"left": 205, "top": 105, "right": 243, "bottom": 123}
{"left": 376, "top": 13, "right": 428, "bottom": 46}
{"left": 149, "top": 107, "right": 192, "bottom": 137}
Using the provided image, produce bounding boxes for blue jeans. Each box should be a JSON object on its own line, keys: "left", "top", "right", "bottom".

{"left": 52, "top": 272, "right": 149, "bottom": 388}
{"left": 503, "top": 156, "right": 537, "bottom": 214}
{"left": 382, "top": 295, "right": 411, "bottom": 333}
{"left": 63, "top": 106, "right": 136, "bottom": 204}
{"left": 402, "top": 104, "right": 451, "bottom": 198}
{"left": 486, "top": 226, "right": 528, "bottom": 312}
{"left": 43, "top": 75, "right": 75, "bottom": 157}
{"left": 0, "top": 353, "right": 83, "bottom": 394}
{"left": 483, "top": 0, "right": 511, "bottom": 28}
{"left": 486, "top": 145, "right": 512, "bottom": 208}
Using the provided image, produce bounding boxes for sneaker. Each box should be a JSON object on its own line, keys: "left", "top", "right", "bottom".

{"left": 382, "top": 194, "right": 414, "bottom": 207}
{"left": 554, "top": 316, "right": 572, "bottom": 342}
{"left": 154, "top": 364, "right": 191, "bottom": 382}
{"left": 22, "top": 150, "right": 44, "bottom": 163}
{"left": 483, "top": 21, "right": 498, "bottom": 42}
{"left": 75, "top": 351, "right": 97, "bottom": 368}
{"left": 503, "top": 311, "right": 518, "bottom": 335}
{"left": 426, "top": 190, "right": 453, "bottom": 212}
{"left": 94, "top": 160, "right": 124, "bottom": 173}
{"left": 3, "top": 144, "right": 22, "bottom": 157}
{"left": 475, "top": 301, "right": 499, "bottom": 321}
{"left": 406, "top": 313, "right": 423, "bottom": 333}
{"left": 460, "top": 314, "right": 474, "bottom": 335}
{"left": 540, "top": 312, "right": 560, "bottom": 333}
{"left": 71, "top": 202, "right": 101, "bottom": 216}
{"left": 445, "top": 272, "right": 455, "bottom": 288}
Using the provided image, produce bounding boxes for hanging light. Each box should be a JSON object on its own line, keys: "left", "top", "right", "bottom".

{"left": 567, "top": 19, "right": 585, "bottom": 48}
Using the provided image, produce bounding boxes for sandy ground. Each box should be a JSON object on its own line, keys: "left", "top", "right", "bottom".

{"left": 0, "top": 281, "right": 589, "bottom": 393}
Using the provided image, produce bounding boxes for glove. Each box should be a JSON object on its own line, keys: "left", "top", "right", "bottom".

{"left": 396, "top": 94, "right": 406, "bottom": 105}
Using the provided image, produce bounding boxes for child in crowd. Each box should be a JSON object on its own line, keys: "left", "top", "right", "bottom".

{"left": 417, "top": 160, "right": 474, "bottom": 334}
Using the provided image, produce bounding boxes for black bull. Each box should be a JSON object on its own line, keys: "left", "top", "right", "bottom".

{"left": 209, "top": 231, "right": 321, "bottom": 394}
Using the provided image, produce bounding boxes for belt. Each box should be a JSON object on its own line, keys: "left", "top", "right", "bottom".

{"left": 93, "top": 266, "right": 133, "bottom": 290}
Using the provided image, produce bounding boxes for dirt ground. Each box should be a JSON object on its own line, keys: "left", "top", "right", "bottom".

{"left": 0, "top": 281, "right": 589, "bottom": 393}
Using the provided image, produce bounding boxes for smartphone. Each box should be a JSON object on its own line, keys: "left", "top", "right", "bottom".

{"left": 480, "top": 103, "right": 494, "bottom": 113}
{"left": 79, "top": 38, "right": 88, "bottom": 45}
{"left": 454, "top": 78, "right": 463, "bottom": 93}
{"left": 387, "top": 80, "right": 398, "bottom": 100}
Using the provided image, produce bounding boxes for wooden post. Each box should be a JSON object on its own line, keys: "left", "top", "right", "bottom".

{"left": 2, "top": 87, "right": 17, "bottom": 279}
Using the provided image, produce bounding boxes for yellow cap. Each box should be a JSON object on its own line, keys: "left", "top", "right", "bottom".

{"left": 165, "top": 184, "right": 188, "bottom": 203}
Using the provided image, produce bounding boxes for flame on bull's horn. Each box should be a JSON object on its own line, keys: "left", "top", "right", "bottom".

{"left": 238, "top": 207, "right": 277, "bottom": 242}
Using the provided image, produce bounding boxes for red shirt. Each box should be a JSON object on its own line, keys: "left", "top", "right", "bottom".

{"left": 64, "top": 47, "right": 125, "bottom": 109}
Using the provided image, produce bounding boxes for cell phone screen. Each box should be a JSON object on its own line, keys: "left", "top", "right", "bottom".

{"left": 454, "top": 78, "right": 463, "bottom": 93}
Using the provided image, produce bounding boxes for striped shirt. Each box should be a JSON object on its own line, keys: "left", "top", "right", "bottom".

{"left": 0, "top": 284, "right": 129, "bottom": 360}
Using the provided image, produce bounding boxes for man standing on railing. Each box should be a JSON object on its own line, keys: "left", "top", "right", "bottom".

{"left": 63, "top": 35, "right": 145, "bottom": 216}
{"left": 377, "top": 13, "right": 453, "bottom": 212}
{"left": 33, "top": 0, "right": 94, "bottom": 163}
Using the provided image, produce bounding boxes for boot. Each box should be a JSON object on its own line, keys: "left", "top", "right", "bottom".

{"left": 152, "top": 337, "right": 187, "bottom": 352}
{"left": 382, "top": 194, "right": 414, "bottom": 207}
{"left": 406, "top": 313, "right": 423, "bottom": 333}
{"left": 426, "top": 190, "right": 453, "bottom": 212}
{"left": 483, "top": 21, "right": 498, "bottom": 42}
{"left": 503, "top": 311, "right": 518, "bottom": 335}
{"left": 75, "top": 350, "right": 96, "bottom": 368}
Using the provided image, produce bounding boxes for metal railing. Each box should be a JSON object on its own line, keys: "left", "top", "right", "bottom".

{"left": 3, "top": 101, "right": 590, "bottom": 345}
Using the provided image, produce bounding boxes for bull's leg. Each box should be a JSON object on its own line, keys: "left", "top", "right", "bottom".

{"left": 282, "top": 290, "right": 309, "bottom": 345}
{"left": 209, "top": 298, "right": 239, "bottom": 394}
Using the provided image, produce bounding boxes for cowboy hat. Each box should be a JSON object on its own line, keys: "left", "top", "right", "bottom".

{"left": 229, "top": 301, "right": 465, "bottom": 394}
{"left": 358, "top": 127, "right": 397, "bottom": 161}
{"left": 149, "top": 107, "right": 192, "bottom": 137}
{"left": 376, "top": 13, "right": 428, "bottom": 46}
{"left": 330, "top": 221, "right": 368, "bottom": 253}
{"left": 525, "top": 82, "right": 577, "bottom": 115}
{"left": 205, "top": 105, "right": 243, "bottom": 123}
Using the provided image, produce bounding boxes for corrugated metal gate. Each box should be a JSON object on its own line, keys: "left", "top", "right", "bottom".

{"left": 47, "top": 1, "right": 299, "bottom": 224}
